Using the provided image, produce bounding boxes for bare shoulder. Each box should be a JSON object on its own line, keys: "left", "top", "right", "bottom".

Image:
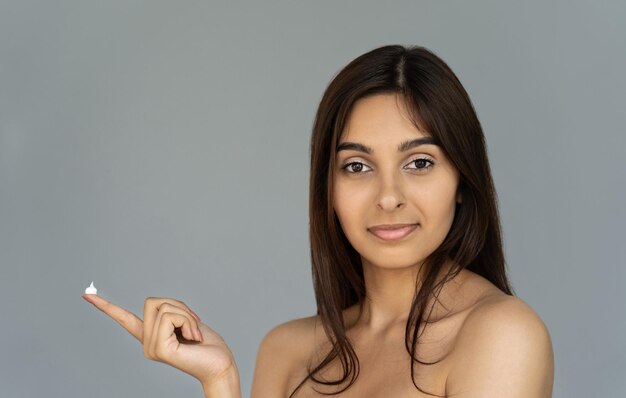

{"left": 446, "top": 295, "right": 555, "bottom": 397}
{"left": 250, "top": 315, "right": 319, "bottom": 398}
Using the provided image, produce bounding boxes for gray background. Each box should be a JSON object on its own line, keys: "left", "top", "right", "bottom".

{"left": 1, "top": 1, "right": 624, "bottom": 397}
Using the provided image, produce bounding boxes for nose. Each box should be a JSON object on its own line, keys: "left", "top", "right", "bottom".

{"left": 376, "top": 172, "right": 406, "bottom": 211}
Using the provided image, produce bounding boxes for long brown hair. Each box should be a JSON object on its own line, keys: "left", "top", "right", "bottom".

{"left": 293, "top": 44, "right": 514, "bottom": 397}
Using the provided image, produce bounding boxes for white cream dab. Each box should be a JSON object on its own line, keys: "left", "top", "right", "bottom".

{"left": 84, "top": 281, "right": 98, "bottom": 295}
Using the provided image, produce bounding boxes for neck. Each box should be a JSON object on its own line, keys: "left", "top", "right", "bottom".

{"left": 354, "top": 258, "right": 457, "bottom": 332}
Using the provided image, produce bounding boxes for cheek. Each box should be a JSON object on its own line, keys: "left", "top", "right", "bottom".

{"left": 332, "top": 185, "right": 352, "bottom": 225}
{"left": 406, "top": 180, "right": 458, "bottom": 221}
{"left": 332, "top": 181, "right": 370, "bottom": 232}
{"left": 429, "top": 191, "right": 458, "bottom": 233}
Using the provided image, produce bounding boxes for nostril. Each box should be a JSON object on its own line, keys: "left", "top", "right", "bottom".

{"left": 377, "top": 195, "right": 405, "bottom": 210}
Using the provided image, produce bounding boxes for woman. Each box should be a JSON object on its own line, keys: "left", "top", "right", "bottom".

{"left": 83, "top": 45, "right": 554, "bottom": 397}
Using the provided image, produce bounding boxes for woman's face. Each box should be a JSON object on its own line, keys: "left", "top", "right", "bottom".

{"left": 332, "top": 93, "right": 461, "bottom": 270}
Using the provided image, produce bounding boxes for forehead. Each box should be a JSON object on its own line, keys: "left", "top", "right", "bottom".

{"left": 340, "top": 93, "right": 429, "bottom": 143}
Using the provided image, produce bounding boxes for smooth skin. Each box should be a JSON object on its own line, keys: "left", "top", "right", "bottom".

{"left": 83, "top": 93, "right": 553, "bottom": 397}
{"left": 252, "top": 94, "right": 554, "bottom": 397}
{"left": 81, "top": 294, "right": 242, "bottom": 396}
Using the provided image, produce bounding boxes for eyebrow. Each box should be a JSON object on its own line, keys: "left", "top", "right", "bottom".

{"left": 336, "top": 137, "right": 439, "bottom": 154}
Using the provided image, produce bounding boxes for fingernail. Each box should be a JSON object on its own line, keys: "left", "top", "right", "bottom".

{"left": 190, "top": 309, "right": 201, "bottom": 322}
{"left": 196, "top": 327, "right": 203, "bottom": 342}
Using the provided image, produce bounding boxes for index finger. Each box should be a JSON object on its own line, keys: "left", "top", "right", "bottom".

{"left": 82, "top": 294, "right": 144, "bottom": 342}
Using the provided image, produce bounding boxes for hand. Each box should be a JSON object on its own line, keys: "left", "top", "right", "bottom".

{"left": 82, "top": 293, "right": 238, "bottom": 387}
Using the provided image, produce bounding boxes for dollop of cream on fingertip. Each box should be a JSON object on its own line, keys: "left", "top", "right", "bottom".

{"left": 84, "top": 281, "right": 98, "bottom": 295}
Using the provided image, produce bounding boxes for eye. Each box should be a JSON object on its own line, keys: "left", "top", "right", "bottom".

{"left": 404, "top": 157, "right": 435, "bottom": 172}
{"left": 341, "top": 161, "right": 372, "bottom": 174}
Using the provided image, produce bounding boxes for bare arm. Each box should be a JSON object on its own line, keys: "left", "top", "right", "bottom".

{"left": 82, "top": 294, "right": 242, "bottom": 398}
{"left": 202, "top": 369, "right": 242, "bottom": 398}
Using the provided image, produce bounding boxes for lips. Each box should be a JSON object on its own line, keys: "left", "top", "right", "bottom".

{"left": 368, "top": 223, "right": 419, "bottom": 241}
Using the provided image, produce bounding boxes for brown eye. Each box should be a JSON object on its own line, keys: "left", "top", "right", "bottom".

{"left": 405, "top": 157, "right": 434, "bottom": 172}
{"left": 350, "top": 163, "right": 363, "bottom": 172}
{"left": 414, "top": 159, "right": 428, "bottom": 168}
{"left": 342, "top": 161, "right": 371, "bottom": 174}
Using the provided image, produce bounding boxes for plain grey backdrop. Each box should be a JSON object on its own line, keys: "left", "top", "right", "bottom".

{"left": 1, "top": 1, "right": 624, "bottom": 397}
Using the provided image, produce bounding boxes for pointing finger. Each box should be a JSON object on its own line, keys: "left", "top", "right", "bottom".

{"left": 82, "top": 294, "right": 144, "bottom": 342}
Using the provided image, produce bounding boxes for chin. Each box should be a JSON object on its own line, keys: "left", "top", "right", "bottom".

{"left": 361, "top": 251, "right": 428, "bottom": 270}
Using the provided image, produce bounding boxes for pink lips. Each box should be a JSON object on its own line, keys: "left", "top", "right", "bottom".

{"left": 368, "top": 224, "right": 418, "bottom": 241}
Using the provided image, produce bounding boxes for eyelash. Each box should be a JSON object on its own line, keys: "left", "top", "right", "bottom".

{"left": 341, "top": 157, "right": 435, "bottom": 174}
